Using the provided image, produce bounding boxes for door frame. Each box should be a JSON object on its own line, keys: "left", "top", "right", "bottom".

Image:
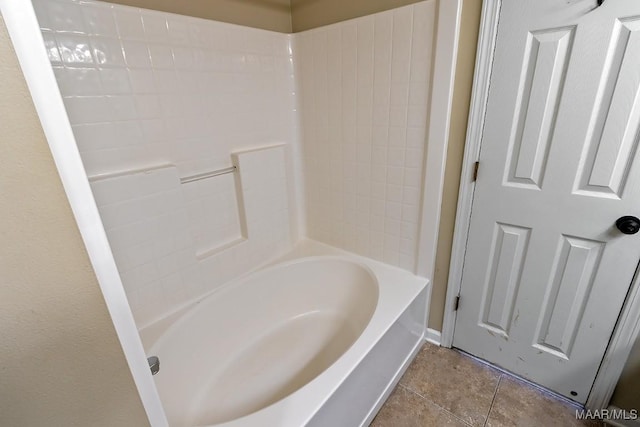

{"left": 441, "top": 0, "right": 640, "bottom": 410}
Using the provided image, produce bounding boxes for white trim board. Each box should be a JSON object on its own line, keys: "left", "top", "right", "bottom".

{"left": 425, "top": 328, "right": 442, "bottom": 346}
{"left": 415, "top": 0, "right": 463, "bottom": 279}
{"left": 0, "top": 2, "right": 168, "bottom": 425}
{"left": 441, "top": 0, "right": 640, "bottom": 411}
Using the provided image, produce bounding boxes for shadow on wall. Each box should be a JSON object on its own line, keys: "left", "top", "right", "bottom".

{"left": 112, "top": 0, "right": 291, "bottom": 12}
{"left": 229, "top": 0, "right": 291, "bottom": 11}
{"left": 108, "top": 0, "right": 292, "bottom": 32}
{"left": 291, "top": 0, "right": 422, "bottom": 9}
{"left": 290, "top": 0, "right": 428, "bottom": 32}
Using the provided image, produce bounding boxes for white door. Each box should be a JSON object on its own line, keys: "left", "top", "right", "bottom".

{"left": 453, "top": 0, "right": 640, "bottom": 403}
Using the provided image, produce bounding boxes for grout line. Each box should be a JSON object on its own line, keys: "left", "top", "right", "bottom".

{"left": 398, "top": 382, "right": 428, "bottom": 400}
{"left": 483, "top": 374, "right": 503, "bottom": 427}
{"left": 398, "top": 384, "right": 474, "bottom": 427}
{"left": 458, "top": 348, "right": 586, "bottom": 410}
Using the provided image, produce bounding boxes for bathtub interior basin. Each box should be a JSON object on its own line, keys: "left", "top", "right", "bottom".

{"left": 149, "top": 257, "right": 379, "bottom": 426}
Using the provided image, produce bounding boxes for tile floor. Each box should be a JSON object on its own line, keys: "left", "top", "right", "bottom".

{"left": 372, "top": 343, "right": 604, "bottom": 427}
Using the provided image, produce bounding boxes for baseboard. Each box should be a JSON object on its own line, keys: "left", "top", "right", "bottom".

{"left": 602, "top": 406, "right": 640, "bottom": 427}
{"left": 425, "top": 328, "right": 441, "bottom": 346}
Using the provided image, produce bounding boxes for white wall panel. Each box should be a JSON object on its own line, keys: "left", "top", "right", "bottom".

{"left": 295, "top": 2, "right": 437, "bottom": 272}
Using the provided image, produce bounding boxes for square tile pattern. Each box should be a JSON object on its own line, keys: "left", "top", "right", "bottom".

{"left": 373, "top": 343, "right": 605, "bottom": 427}
{"left": 34, "top": 0, "right": 296, "bottom": 327}
{"left": 296, "top": 2, "right": 437, "bottom": 271}
{"left": 34, "top": 0, "right": 296, "bottom": 178}
{"left": 35, "top": 0, "right": 440, "bottom": 326}
{"left": 90, "top": 145, "right": 291, "bottom": 328}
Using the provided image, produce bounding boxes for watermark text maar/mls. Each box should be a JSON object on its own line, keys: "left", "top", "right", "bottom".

{"left": 576, "top": 408, "right": 638, "bottom": 421}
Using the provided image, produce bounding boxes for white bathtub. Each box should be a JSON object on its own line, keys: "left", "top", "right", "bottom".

{"left": 144, "top": 241, "right": 429, "bottom": 427}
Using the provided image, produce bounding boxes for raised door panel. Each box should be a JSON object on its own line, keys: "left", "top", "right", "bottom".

{"left": 480, "top": 223, "right": 531, "bottom": 337}
{"left": 534, "top": 236, "right": 605, "bottom": 358}
{"left": 576, "top": 18, "right": 640, "bottom": 199}
{"left": 505, "top": 27, "right": 575, "bottom": 190}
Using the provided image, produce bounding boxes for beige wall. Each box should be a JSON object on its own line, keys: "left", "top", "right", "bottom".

{"left": 106, "top": 0, "right": 424, "bottom": 33}
{"left": 108, "top": 0, "right": 292, "bottom": 32}
{"left": 290, "top": 0, "right": 424, "bottom": 32}
{"left": 0, "top": 16, "right": 150, "bottom": 427}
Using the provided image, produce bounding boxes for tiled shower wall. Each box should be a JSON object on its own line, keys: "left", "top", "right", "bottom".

{"left": 35, "top": 0, "right": 296, "bottom": 176}
{"left": 34, "top": 0, "right": 439, "bottom": 327}
{"left": 33, "top": 0, "right": 297, "bottom": 327}
{"left": 295, "top": 2, "right": 436, "bottom": 272}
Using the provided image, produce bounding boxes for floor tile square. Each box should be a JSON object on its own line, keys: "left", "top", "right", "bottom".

{"left": 372, "top": 385, "right": 469, "bottom": 427}
{"left": 486, "top": 376, "right": 604, "bottom": 427}
{"left": 399, "top": 344, "right": 501, "bottom": 426}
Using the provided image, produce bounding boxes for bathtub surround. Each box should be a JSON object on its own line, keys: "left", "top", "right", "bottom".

{"left": 71, "top": 0, "right": 480, "bottom": 340}
{"left": 296, "top": 2, "right": 437, "bottom": 272}
{"left": 90, "top": 145, "right": 292, "bottom": 327}
{"left": 91, "top": 166, "right": 204, "bottom": 326}
{"left": 35, "top": 0, "right": 439, "bottom": 328}
{"left": 33, "top": 0, "right": 299, "bottom": 327}
{"left": 34, "top": 0, "right": 297, "bottom": 179}
{"left": 98, "top": 0, "right": 470, "bottom": 336}
{"left": 286, "top": 0, "right": 481, "bottom": 339}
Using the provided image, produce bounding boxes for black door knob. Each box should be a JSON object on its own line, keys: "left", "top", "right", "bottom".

{"left": 616, "top": 216, "right": 640, "bottom": 235}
